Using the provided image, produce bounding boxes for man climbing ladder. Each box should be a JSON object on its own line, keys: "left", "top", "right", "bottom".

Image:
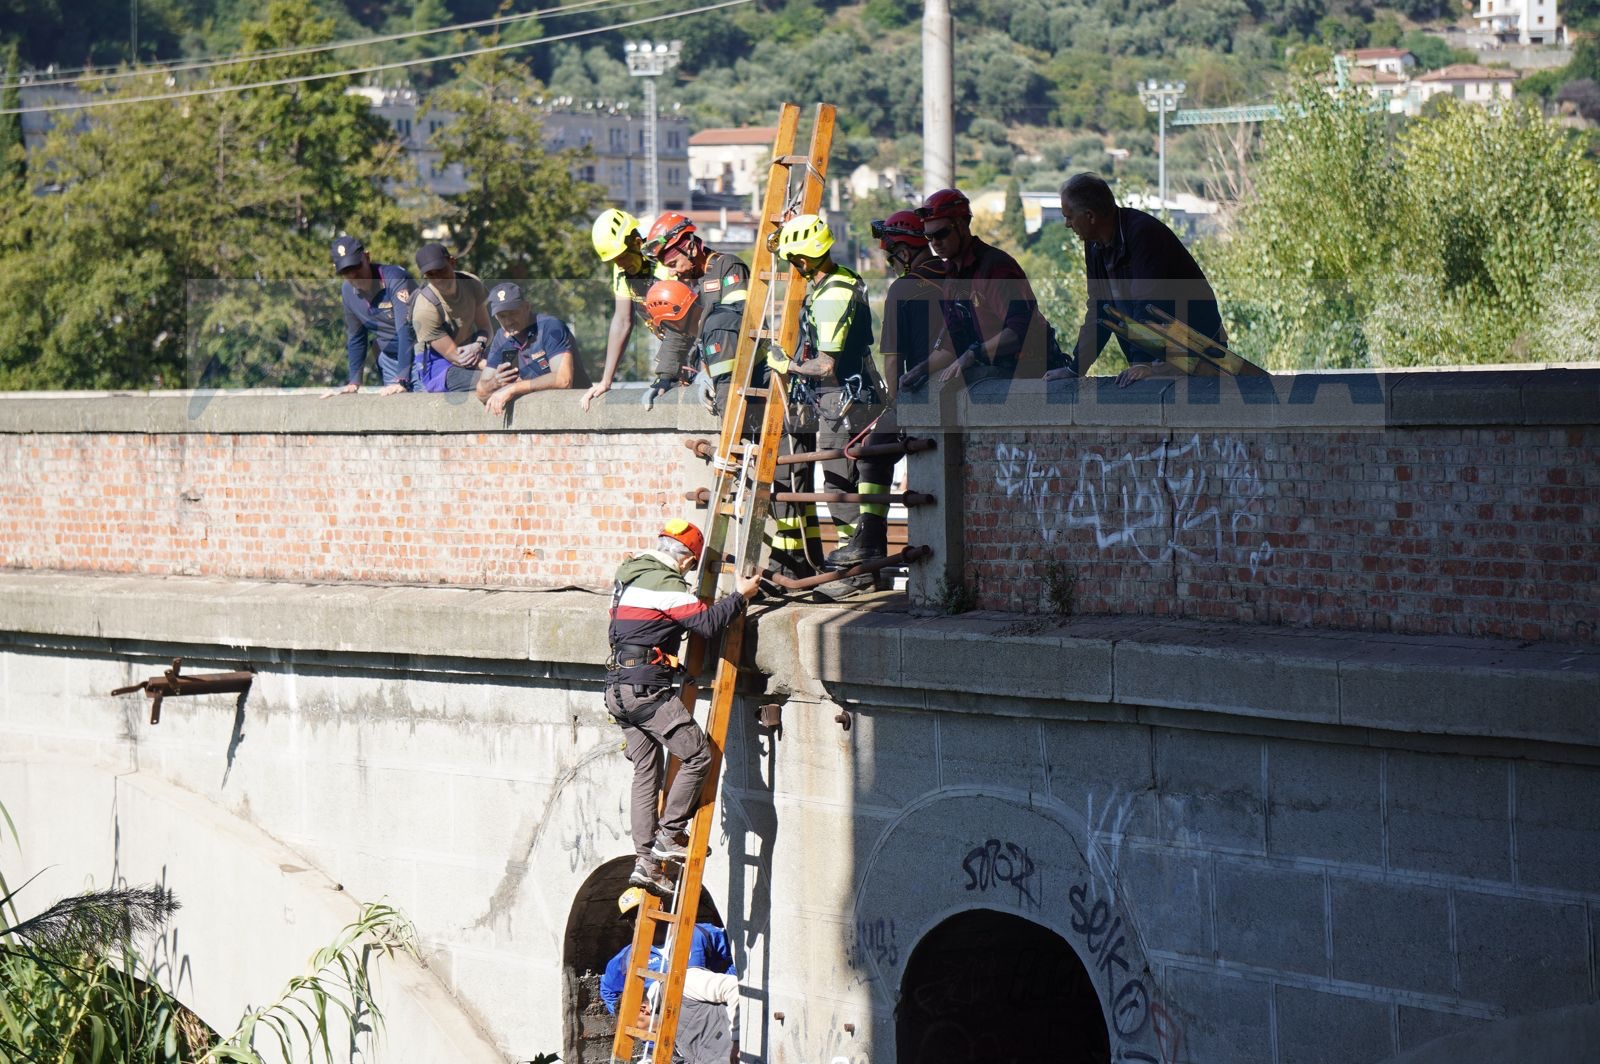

{"left": 605, "top": 519, "right": 761, "bottom": 897}
{"left": 607, "top": 100, "right": 838, "bottom": 1064}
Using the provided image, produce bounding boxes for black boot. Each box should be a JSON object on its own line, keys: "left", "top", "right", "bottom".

{"left": 826, "top": 513, "right": 888, "bottom": 568}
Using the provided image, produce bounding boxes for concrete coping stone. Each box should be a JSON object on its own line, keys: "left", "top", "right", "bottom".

{"left": 0, "top": 386, "right": 719, "bottom": 435}
{"left": 2, "top": 569, "right": 1595, "bottom": 748}
{"left": 1, "top": 363, "right": 1596, "bottom": 436}
{"left": 892, "top": 364, "right": 1600, "bottom": 433}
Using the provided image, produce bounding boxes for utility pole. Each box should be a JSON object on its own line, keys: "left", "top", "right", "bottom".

{"left": 1138, "top": 80, "right": 1185, "bottom": 208}
{"left": 922, "top": 0, "right": 953, "bottom": 196}
{"left": 625, "top": 40, "right": 680, "bottom": 222}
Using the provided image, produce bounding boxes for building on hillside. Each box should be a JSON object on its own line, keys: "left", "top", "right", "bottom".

{"left": 348, "top": 86, "right": 691, "bottom": 215}
{"left": 1411, "top": 63, "right": 1521, "bottom": 106}
{"left": 1328, "top": 65, "right": 1412, "bottom": 113}
{"left": 686, "top": 126, "right": 777, "bottom": 198}
{"left": 847, "top": 163, "right": 918, "bottom": 204}
{"left": 1474, "top": 0, "right": 1566, "bottom": 44}
{"left": 683, "top": 208, "right": 760, "bottom": 249}
{"left": 1348, "top": 47, "right": 1417, "bottom": 77}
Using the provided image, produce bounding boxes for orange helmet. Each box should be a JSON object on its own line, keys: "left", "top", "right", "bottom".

{"left": 644, "top": 279, "right": 695, "bottom": 329}
{"left": 646, "top": 212, "right": 698, "bottom": 259}
{"left": 661, "top": 518, "right": 705, "bottom": 560}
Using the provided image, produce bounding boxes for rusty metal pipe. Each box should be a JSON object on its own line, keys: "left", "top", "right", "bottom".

{"left": 685, "top": 487, "right": 934, "bottom": 506}
{"left": 683, "top": 436, "right": 937, "bottom": 465}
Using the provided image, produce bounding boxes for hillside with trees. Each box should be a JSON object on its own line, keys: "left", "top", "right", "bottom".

{"left": 2, "top": 0, "right": 1599, "bottom": 386}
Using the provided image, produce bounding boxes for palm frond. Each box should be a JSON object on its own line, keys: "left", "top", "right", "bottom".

{"left": 0, "top": 887, "right": 180, "bottom": 956}
{"left": 202, "top": 902, "right": 416, "bottom": 1064}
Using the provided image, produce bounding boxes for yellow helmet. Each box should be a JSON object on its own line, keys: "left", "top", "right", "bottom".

{"left": 591, "top": 208, "right": 641, "bottom": 261}
{"left": 776, "top": 213, "right": 834, "bottom": 259}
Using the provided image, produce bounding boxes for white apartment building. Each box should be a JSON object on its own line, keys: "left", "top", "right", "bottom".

{"left": 1412, "top": 64, "right": 1521, "bottom": 106}
{"left": 349, "top": 86, "right": 691, "bottom": 213}
{"left": 1474, "top": 0, "right": 1566, "bottom": 44}
{"left": 1349, "top": 47, "right": 1417, "bottom": 77}
{"left": 686, "top": 126, "right": 776, "bottom": 198}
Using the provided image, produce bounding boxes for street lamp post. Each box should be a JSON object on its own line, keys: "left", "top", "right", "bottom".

{"left": 625, "top": 40, "right": 681, "bottom": 222}
{"left": 1137, "top": 79, "right": 1185, "bottom": 208}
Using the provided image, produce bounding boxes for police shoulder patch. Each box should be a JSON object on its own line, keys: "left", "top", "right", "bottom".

{"left": 395, "top": 287, "right": 411, "bottom": 304}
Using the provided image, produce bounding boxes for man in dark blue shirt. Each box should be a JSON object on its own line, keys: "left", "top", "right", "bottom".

{"left": 475, "top": 283, "right": 586, "bottom": 414}
{"left": 332, "top": 236, "right": 418, "bottom": 395}
{"left": 1054, "top": 172, "right": 1227, "bottom": 387}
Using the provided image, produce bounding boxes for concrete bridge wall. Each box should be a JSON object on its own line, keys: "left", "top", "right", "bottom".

{"left": 2, "top": 569, "right": 1597, "bottom": 1063}
{"left": 1, "top": 375, "right": 1597, "bottom": 1062}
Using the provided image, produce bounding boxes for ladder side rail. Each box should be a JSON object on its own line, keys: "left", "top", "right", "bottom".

{"left": 648, "top": 103, "right": 836, "bottom": 1064}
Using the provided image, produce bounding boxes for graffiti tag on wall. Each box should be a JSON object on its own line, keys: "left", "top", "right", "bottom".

{"left": 993, "top": 434, "right": 1275, "bottom": 576}
{"left": 1070, "top": 880, "right": 1184, "bottom": 1064}
{"left": 960, "top": 838, "right": 1042, "bottom": 908}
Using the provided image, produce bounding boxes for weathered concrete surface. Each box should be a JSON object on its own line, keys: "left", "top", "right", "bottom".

{"left": 1384, "top": 1002, "right": 1600, "bottom": 1063}
{"left": 4, "top": 567, "right": 1600, "bottom": 1063}
{"left": 4, "top": 751, "right": 504, "bottom": 1064}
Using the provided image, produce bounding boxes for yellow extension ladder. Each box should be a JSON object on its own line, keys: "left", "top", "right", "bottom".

{"left": 609, "top": 101, "right": 836, "bottom": 1064}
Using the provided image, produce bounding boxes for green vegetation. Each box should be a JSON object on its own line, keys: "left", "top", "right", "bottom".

{"left": 1, "top": 0, "right": 1598, "bottom": 386}
{"left": 1206, "top": 85, "right": 1600, "bottom": 368}
{"left": 0, "top": 798, "right": 419, "bottom": 1062}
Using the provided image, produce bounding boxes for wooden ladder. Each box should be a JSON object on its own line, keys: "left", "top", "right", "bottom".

{"left": 609, "top": 100, "right": 835, "bottom": 1064}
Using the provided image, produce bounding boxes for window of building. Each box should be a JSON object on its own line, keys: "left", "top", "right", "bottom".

{"left": 580, "top": 165, "right": 596, "bottom": 182}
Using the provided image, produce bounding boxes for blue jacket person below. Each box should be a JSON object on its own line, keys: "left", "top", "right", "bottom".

{"left": 600, "top": 911, "right": 741, "bottom": 1063}
{"left": 331, "top": 236, "right": 418, "bottom": 395}
{"left": 474, "top": 283, "right": 589, "bottom": 415}
{"left": 1050, "top": 171, "right": 1228, "bottom": 389}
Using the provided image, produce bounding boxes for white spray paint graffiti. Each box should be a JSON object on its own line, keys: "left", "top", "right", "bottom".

{"left": 993, "top": 434, "right": 1275, "bottom": 575}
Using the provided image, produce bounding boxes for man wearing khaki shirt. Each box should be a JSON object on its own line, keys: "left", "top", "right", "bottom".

{"left": 410, "top": 242, "right": 492, "bottom": 393}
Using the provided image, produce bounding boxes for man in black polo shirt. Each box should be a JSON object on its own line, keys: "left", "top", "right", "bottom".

{"left": 1052, "top": 171, "right": 1227, "bottom": 388}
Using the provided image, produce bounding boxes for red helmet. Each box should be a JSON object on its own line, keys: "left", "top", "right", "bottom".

{"left": 873, "top": 209, "right": 926, "bottom": 250}
{"left": 644, "top": 279, "right": 695, "bottom": 329}
{"left": 645, "top": 212, "right": 698, "bottom": 258}
{"left": 916, "top": 187, "right": 972, "bottom": 223}
{"left": 661, "top": 518, "right": 705, "bottom": 561}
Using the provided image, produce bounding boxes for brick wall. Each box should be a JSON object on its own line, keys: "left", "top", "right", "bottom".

{"left": 0, "top": 396, "right": 707, "bottom": 590}
{"left": 5, "top": 371, "right": 1598, "bottom": 645}
{"left": 961, "top": 425, "right": 1599, "bottom": 643}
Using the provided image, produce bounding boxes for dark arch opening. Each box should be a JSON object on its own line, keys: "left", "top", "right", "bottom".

{"left": 896, "top": 908, "right": 1110, "bottom": 1064}
{"left": 561, "top": 856, "right": 724, "bottom": 1064}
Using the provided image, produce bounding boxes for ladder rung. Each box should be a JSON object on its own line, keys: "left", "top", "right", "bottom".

{"left": 634, "top": 966, "right": 668, "bottom": 982}
{"left": 623, "top": 1024, "right": 658, "bottom": 1040}
{"left": 741, "top": 388, "right": 769, "bottom": 399}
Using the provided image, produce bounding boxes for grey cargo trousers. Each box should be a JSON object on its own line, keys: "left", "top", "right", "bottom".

{"left": 605, "top": 683, "right": 712, "bottom": 861}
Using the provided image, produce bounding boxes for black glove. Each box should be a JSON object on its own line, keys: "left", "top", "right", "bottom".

{"left": 641, "top": 376, "right": 676, "bottom": 409}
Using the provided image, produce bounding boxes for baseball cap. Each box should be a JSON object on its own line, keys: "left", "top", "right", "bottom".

{"left": 490, "top": 283, "right": 527, "bottom": 314}
{"left": 415, "top": 242, "right": 452, "bottom": 274}
{"left": 331, "top": 236, "right": 366, "bottom": 272}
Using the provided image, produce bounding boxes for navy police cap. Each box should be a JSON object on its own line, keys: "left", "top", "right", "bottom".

{"left": 491, "top": 283, "right": 528, "bottom": 313}
{"left": 331, "top": 236, "right": 365, "bottom": 272}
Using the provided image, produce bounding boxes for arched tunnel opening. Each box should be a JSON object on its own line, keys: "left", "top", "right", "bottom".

{"left": 562, "top": 856, "right": 724, "bottom": 1064}
{"left": 896, "top": 908, "right": 1110, "bottom": 1064}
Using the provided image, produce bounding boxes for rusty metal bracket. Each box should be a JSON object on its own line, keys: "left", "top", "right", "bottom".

{"left": 110, "top": 658, "right": 255, "bottom": 725}
{"left": 834, "top": 709, "right": 852, "bottom": 732}
{"left": 756, "top": 703, "right": 783, "bottom": 729}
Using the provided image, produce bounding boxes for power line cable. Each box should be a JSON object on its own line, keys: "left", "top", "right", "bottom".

{"left": 1, "top": 0, "right": 664, "bottom": 90}
{"left": 0, "top": 0, "right": 746, "bottom": 117}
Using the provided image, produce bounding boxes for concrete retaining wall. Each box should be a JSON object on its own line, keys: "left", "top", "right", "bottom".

{"left": 3, "top": 569, "right": 1597, "bottom": 1063}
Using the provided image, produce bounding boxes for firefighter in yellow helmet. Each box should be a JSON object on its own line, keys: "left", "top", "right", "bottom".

{"left": 581, "top": 208, "right": 682, "bottom": 411}
{"left": 775, "top": 213, "right": 888, "bottom": 585}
